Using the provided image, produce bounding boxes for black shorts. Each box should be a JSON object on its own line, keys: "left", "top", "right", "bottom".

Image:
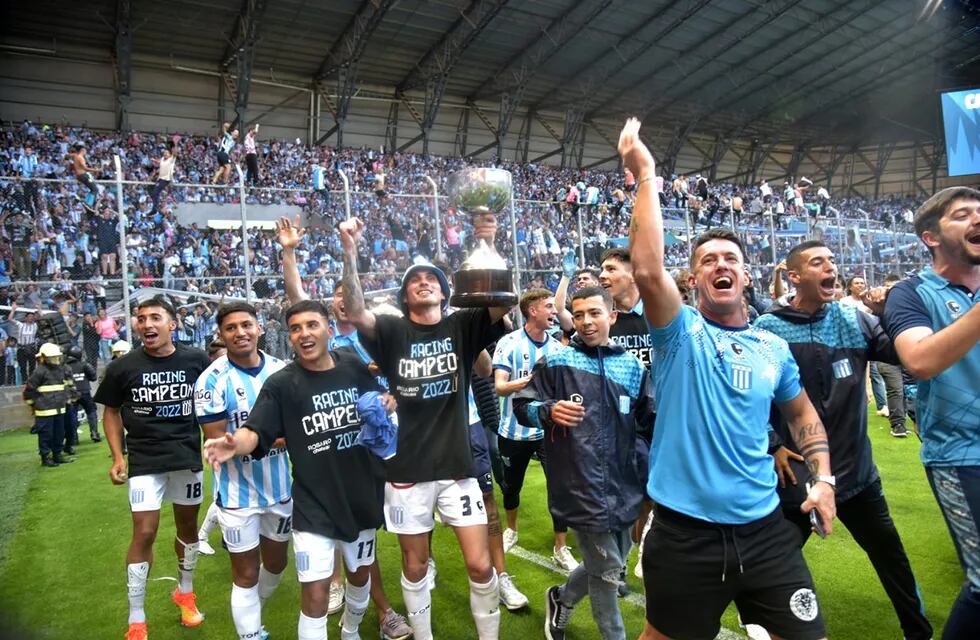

{"left": 642, "top": 505, "right": 826, "bottom": 640}
{"left": 468, "top": 421, "right": 493, "bottom": 494}
{"left": 216, "top": 151, "right": 230, "bottom": 166}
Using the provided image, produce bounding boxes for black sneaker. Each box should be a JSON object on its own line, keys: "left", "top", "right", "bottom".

{"left": 64, "top": 446, "right": 77, "bottom": 456}
{"left": 41, "top": 456, "right": 59, "bottom": 468}
{"left": 891, "top": 425, "right": 910, "bottom": 438}
{"left": 545, "top": 586, "right": 572, "bottom": 640}
{"left": 617, "top": 567, "right": 629, "bottom": 598}
{"left": 52, "top": 454, "right": 75, "bottom": 464}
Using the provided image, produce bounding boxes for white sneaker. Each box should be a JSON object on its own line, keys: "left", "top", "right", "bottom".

{"left": 328, "top": 581, "right": 345, "bottom": 614}
{"left": 502, "top": 528, "right": 518, "bottom": 553}
{"left": 553, "top": 545, "right": 579, "bottom": 572}
{"left": 198, "top": 538, "right": 216, "bottom": 556}
{"left": 426, "top": 558, "right": 437, "bottom": 591}
{"left": 876, "top": 406, "right": 889, "bottom": 417}
{"left": 498, "top": 573, "right": 529, "bottom": 611}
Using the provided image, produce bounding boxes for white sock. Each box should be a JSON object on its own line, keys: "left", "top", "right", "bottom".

{"left": 341, "top": 577, "right": 371, "bottom": 635}
{"left": 198, "top": 502, "right": 220, "bottom": 541}
{"left": 258, "top": 564, "right": 284, "bottom": 607}
{"left": 401, "top": 572, "right": 432, "bottom": 640}
{"left": 177, "top": 536, "right": 199, "bottom": 593}
{"left": 231, "top": 583, "right": 262, "bottom": 639}
{"left": 469, "top": 570, "right": 500, "bottom": 640}
{"left": 127, "top": 562, "right": 150, "bottom": 624}
{"left": 298, "top": 611, "right": 328, "bottom": 640}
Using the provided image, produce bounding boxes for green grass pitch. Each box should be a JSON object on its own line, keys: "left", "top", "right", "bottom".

{"left": 0, "top": 410, "right": 963, "bottom": 639}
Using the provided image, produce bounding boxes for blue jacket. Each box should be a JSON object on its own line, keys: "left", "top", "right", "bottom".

{"left": 514, "top": 336, "right": 654, "bottom": 533}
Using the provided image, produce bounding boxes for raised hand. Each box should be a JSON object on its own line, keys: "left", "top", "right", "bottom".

{"left": 617, "top": 117, "right": 656, "bottom": 181}
{"left": 338, "top": 217, "right": 364, "bottom": 253}
{"left": 276, "top": 215, "right": 305, "bottom": 250}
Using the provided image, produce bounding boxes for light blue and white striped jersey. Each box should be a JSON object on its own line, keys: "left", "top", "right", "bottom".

{"left": 195, "top": 352, "right": 290, "bottom": 508}
{"left": 493, "top": 327, "right": 563, "bottom": 440}
{"left": 312, "top": 165, "right": 326, "bottom": 190}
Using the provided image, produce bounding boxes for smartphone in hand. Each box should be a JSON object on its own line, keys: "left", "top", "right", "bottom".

{"left": 806, "top": 481, "right": 828, "bottom": 538}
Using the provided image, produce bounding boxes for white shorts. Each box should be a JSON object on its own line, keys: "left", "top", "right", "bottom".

{"left": 129, "top": 470, "right": 205, "bottom": 512}
{"left": 384, "top": 478, "right": 487, "bottom": 534}
{"left": 218, "top": 500, "right": 293, "bottom": 553}
{"left": 292, "top": 528, "right": 377, "bottom": 583}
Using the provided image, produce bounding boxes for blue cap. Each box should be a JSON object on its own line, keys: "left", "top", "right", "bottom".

{"left": 399, "top": 260, "right": 450, "bottom": 315}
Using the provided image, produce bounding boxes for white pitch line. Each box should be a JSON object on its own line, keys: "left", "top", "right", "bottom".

{"left": 507, "top": 544, "right": 744, "bottom": 640}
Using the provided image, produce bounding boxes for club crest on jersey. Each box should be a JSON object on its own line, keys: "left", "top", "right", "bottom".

{"left": 731, "top": 364, "right": 752, "bottom": 390}
{"left": 946, "top": 300, "right": 962, "bottom": 317}
{"left": 832, "top": 358, "right": 853, "bottom": 379}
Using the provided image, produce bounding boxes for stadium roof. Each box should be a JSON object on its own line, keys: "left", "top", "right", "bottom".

{"left": 5, "top": 0, "right": 980, "bottom": 145}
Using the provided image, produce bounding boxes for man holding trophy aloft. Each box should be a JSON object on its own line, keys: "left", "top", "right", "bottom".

{"left": 338, "top": 166, "right": 515, "bottom": 639}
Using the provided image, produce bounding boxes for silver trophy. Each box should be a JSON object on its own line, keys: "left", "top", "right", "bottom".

{"left": 447, "top": 167, "right": 517, "bottom": 308}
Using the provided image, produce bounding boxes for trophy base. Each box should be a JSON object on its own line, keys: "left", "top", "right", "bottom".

{"left": 451, "top": 269, "right": 517, "bottom": 308}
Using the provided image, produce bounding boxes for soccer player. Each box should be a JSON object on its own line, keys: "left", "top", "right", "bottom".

{"left": 755, "top": 240, "right": 932, "bottom": 640}
{"left": 277, "top": 216, "right": 414, "bottom": 640}
{"left": 204, "top": 299, "right": 390, "bottom": 640}
{"left": 492, "top": 288, "right": 574, "bottom": 570}
{"left": 194, "top": 302, "right": 290, "bottom": 640}
{"left": 514, "top": 286, "right": 654, "bottom": 640}
{"left": 882, "top": 186, "right": 980, "bottom": 639}
{"left": 94, "top": 296, "right": 211, "bottom": 640}
{"left": 340, "top": 216, "right": 511, "bottom": 639}
{"left": 618, "top": 118, "right": 836, "bottom": 640}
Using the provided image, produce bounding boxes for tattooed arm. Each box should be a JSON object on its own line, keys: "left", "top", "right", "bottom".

{"left": 777, "top": 390, "right": 836, "bottom": 535}
{"left": 339, "top": 218, "right": 377, "bottom": 340}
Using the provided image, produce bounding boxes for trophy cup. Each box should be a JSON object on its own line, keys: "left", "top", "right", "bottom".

{"left": 447, "top": 167, "right": 518, "bottom": 308}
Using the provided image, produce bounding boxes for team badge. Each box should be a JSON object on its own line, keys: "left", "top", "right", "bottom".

{"left": 789, "top": 588, "right": 819, "bottom": 621}
{"left": 296, "top": 551, "right": 309, "bottom": 572}
{"left": 130, "top": 489, "right": 144, "bottom": 504}
{"left": 832, "top": 358, "right": 852, "bottom": 379}
{"left": 946, "top": 300, "right": 962, "bottom": 317}
{"left": 731, "top": 364, "right": 752, "bottom": 390}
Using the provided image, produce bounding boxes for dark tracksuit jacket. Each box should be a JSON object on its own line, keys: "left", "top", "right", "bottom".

{"left": 513, "top": 336, "right": 654, "bottom": 533}
{"left": 754, "top": 298, "right": 933, "bottom": 640}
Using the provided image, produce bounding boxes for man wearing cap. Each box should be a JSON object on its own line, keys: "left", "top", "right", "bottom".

{"left": 24, "top": 343, "right": 75, "bottom": 467}
{"left": 339, "top": 216, "right": 512, "bottom": 640}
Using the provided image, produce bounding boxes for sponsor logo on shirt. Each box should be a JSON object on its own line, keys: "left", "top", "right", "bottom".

{"left": 946, "top": 299, "right": 962, "bottom": 318}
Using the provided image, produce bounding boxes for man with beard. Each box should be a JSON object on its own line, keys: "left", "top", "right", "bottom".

{"left": 882, "top": 187, "right": 980, "bottom": 639}
{"left": 618, "top": 118, "right": 835, "bottom": 640}
{"left": 755, "top": 240, "right": 932, "bottom": 640}
{"left": 94, "top": 296, "right": 211, "bottom": 640}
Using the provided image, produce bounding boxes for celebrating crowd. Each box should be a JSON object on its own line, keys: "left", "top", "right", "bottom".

{"left": 16, "top": 116, "right": 980, "bottom": 640}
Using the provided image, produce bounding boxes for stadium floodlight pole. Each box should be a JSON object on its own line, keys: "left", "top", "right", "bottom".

{"left": 510, "top": 192, "right": 523, "bottom": 326}
{"left": 338, "top": 169, "right": 352, "bottom": 220}
{"left": 423, "top": 175, "right": 443, "bottom": 263}
{"left": 113, "top": 155, "right": 132, "bottom": 327}
{"left": 835, "top": 208, "right": 846, "bottom": 273}
{"left": 576, "top": 206, "right": 585, "bottom": 267}
{"left": 768, "top": 211, "right": 777, "bottom": 267}
{"left": 234, "top": 164, "right": 253, "bottom": 302}
{"left": 683, "top": 206, "right": 693, "bottom": 260}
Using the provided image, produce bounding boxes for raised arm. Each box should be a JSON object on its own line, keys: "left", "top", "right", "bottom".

{"left": 554, "top": 254, "right": 576, "bottom": 332}
{"left": 777, "top": 390, "right": 836, "bottom": 534}
{"left": 620, "top": 118, "right": 682, "bottom": 328}
{"left": 339, "top": 218, "right": 377, "bottom": 339}
{"left": 275, "top": 215, "right": 310, "bottom": 304}
{"left": 891, "top": 300, "right": 980, "bottom": 380}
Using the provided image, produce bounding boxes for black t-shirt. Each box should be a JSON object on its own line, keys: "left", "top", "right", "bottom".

{"left": 361, "top": 308, "right": 504, "bottom": 482}
{"left": 94, "top": 344, "right": 210, "bottom": 476}
{"left": 610, "top": 305, "right": 653, "bottom": 370}
{"left": 243, "top": 351, "right": 386, "bottom": 541}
